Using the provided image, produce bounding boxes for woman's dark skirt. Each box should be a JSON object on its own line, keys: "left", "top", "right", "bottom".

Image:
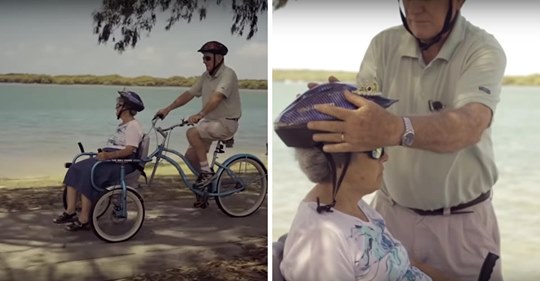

{"left": 63, "top": 152, "right": 135, "bottom": 202}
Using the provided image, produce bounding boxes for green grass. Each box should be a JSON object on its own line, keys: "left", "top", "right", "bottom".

{"left": 0, "top": 73, "right": 267, "bottom": 90}
{"left": 273, "top": 69, "right": 357, "bottom": 83}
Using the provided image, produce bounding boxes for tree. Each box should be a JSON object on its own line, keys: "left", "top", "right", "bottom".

{"left": 273, "top": 0, "right": 290, "bottom": 10}
{"left": 93, "top": 0, "right": 268, "bottom": 52}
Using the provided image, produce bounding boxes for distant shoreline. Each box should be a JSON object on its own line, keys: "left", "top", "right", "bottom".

{"left": 273, "top": 69, "right": 540, "bottom": 86}
{"left": 0, "top": 73, "right": 267, "bottom": 90}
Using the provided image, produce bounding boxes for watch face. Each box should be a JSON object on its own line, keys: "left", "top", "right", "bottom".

{"left": 403, "top": 132, "right": 414, "bottom": 146}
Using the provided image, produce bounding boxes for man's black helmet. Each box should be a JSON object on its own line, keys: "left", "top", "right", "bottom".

{"left": 118, "top": 90, "right": 145, "bottom": 112}
{"left": 197, "top": 41, "right": 228, "bottom": 56}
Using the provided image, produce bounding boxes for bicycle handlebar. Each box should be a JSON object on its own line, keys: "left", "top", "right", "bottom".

{"left": 153, "top": 118, "right": 193, "bottom": 138}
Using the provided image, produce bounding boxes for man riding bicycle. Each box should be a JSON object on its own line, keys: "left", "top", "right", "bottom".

{"left": 155, "top": 41, "right": 241, "bottom": 207}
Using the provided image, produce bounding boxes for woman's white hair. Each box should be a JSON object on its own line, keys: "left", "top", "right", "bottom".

{"left": 294, "top": 148, "right": 348, "bottom": 183}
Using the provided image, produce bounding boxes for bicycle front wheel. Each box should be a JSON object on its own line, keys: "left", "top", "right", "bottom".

{"left": 215, "top": 156, "right": 267, "bottom": 217}
{"left": 91, "top": 186, "right": 145, "bottom": 243}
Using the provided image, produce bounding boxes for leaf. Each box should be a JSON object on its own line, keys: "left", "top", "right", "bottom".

{"left": 92, "top": 0, "right": 267, "bottom": 53}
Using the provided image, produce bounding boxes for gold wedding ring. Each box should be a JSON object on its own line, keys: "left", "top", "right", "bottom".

{"left": 341, "top": 133, "right": 345, "bottom": 142}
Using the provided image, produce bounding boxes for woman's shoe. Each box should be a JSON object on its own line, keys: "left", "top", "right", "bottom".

{"left": 65, "top": 219, "right": 91, "bottom": 231}
{"left": 53, "top": 212, "right": 77, "bottom": 224}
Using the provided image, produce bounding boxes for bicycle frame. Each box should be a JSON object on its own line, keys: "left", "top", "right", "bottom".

{"left": 147, "top": 146, "right": 198, "bottom": 189}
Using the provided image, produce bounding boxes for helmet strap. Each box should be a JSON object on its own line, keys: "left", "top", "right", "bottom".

{"left": 117, "top": 108, "right": 125, "bottom": 120}
{"left": 399, "top": 0, "right": 458, "bottom": 51}
{"left": 208, "top": 54, "right": 224, "bottom": 76}
{"left": 316, "top": 151, "right": 352, "bottom": 213}
{"left": 116, "top": 102, "right": 130, "bottom": 120}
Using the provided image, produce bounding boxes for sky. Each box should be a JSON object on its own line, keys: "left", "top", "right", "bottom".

{"left": 0, "top": 0, "right": 268, "bottom": 79}
{"left": 272, "top": 0, "right": 540, "bottom": 76}
{"left": 1, "top": 1, "right": 538, "bottom": 80}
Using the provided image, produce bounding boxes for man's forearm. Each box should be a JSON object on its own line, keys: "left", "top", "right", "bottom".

{"left": 405, "top": 103, "right": 492, "bottom": 153}
{"left": 167, "top": 91, "right": 194, "bottom": 111}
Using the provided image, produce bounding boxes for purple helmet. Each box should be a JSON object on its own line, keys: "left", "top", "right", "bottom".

{"left": 274, "top": 83, "right": 397, "bottom": 148}
{"left": 118, "top": 90, "right": 145, "bottom": 112}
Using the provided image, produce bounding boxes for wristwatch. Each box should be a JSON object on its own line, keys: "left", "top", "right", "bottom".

{"left": 401, "top": 117, "right": 415, "bottom": 146}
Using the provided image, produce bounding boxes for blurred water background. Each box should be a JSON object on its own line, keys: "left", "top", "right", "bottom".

{"left": 272, "top": 82, "right": 540, "bottom": 279}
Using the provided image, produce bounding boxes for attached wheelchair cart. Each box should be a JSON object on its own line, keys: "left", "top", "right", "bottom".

{"left": 63, "top": 134, "right": 150, "bottom": 243}
{"left": 63, "top": 118, "right": 267, "bottom": 243}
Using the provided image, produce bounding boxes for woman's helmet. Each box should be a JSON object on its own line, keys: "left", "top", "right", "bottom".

{"left": 197, "top": 41, "right": 228, "bottom": 56}
{"left": 274, "top": 82, "right": 397, "bottom": 148}
{"left": 274, "top": 82, "right": 397, "bottom": 213}
{"left": 118, "top": 90, "right": 145, "bottom": 112}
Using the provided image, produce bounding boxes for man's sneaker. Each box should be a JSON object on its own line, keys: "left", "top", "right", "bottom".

{"left": 193, "top": 194, "right": 209, "bottom": 209}
{"left": 193, "top": 170, "right": 215, "bottom": 188}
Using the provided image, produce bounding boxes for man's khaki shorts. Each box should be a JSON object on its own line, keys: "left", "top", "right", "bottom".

{"left": 196, "top": 118, "right": 238, "bottom": 142}
{"left": 371, "top": 189, "right": 502, "bottom": 281}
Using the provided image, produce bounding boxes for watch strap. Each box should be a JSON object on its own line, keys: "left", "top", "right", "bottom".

{"left": 401, "top": 117, "right": 415, "bottom": 146}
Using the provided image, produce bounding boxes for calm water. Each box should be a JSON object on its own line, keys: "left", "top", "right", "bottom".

{"left": 272, "top": 82, "right": 540, "bottom": 279}
{"left": 0, "top": 84, "right": 267, "bottom": 180}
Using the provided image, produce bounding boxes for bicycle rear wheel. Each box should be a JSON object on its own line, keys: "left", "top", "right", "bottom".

{"left": 91, "top": 186, "right": 145, "bottom": 243}
{"left": 215, "top": 156, "right": 267, "bottom": 217}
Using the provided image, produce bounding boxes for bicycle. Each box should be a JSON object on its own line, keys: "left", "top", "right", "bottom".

{"left": 145, "top": 118, "right": 267, "bottom": 215}
{"left": 63, "top": 117, "right": 267, "bottom": 243}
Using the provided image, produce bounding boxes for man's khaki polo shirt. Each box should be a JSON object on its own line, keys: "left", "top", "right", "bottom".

{"left": 189, "top": 64, "right": 241, "bottom": 120}
{"left": 357, "top": 15, "right": 506, "bottom": 210}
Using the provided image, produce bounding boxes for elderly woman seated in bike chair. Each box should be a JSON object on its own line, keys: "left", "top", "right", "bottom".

{"left": 53, "top": 90, "right": 145, "bottom": 231}
{"left": 274, "top": 83, "right": 458, "bottom": 281}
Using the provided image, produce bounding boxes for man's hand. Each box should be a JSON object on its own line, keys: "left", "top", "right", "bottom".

{"left": 187, "top": 112, "right": 204, "bottom": 125}
{"left": 307, "top": 90, "right": 402, "bottom": 153}
{"left": 154, "top": 108, "right": 170, "bottom": 120}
